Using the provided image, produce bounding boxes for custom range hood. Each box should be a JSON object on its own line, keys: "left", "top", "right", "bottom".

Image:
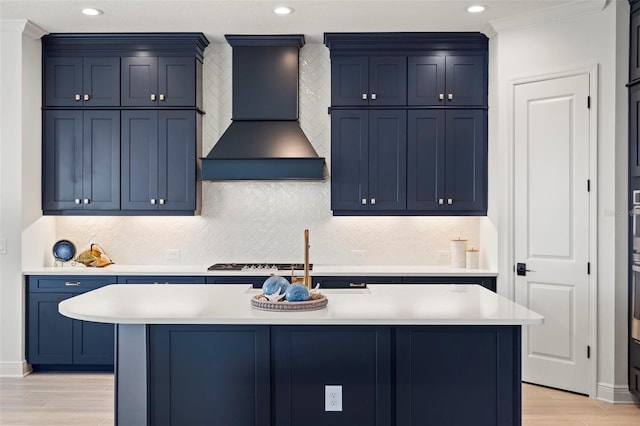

{"left": 201, "top": 35, "right": 325, "bottom": 180}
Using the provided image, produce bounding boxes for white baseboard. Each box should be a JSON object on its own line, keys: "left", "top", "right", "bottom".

{"left": 596, "top": 382, "right": 638, "bottom": 404}
{"left": 0, "top": 360, "right": 32, "bottom": 377}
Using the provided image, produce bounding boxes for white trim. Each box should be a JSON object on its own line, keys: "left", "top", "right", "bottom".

{"left": 0, "top": 19, "right": 47, "bottom": 39}
{"left": 489, "top": 0, "right": 607, "bottom": 34}
{"left": 0, "top": 360, "right": 32, "bottom": 377}
{"left": 596, "top": 382, "right": 638, "bottom": 404}
{"left": 507, "top": 65, "right": 599, "bottom": 398}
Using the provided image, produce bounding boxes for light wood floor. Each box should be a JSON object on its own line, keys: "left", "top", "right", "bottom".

{"left": 1, "top": 373, "right": 639, "bottom": 425}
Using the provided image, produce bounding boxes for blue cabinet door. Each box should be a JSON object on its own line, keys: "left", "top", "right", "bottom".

{"left": 121, "top": 110, "right": 159, "bottom": 210}
{"left": 369, "top": 56, "right": 407, "bottom": 105}
{"left": 82, "top": 111, "right": 120, "bottom": 210}
{"left": 27, "top": 293, "right": 74, "bottom": 365}
{"left": 43, "top": 110, "right": 119, "bottom": 212}
{"left": 408, "top": 56, "right": 445, "bottom": 106}
{"left": 331, "top": 56, "right": 369, "bottom": 106}
{"left": 368, "top": 110, "right": 407, "bottom": 210}
{"left": 632, "top": 10, "right": 640, "bottom": 83}
{"left": 444, "top": 55, "right": 487, "bottom": 106}
{"left": 117, "top": 276, "right": 206, "bottom": 284}
{"left": 331, "top": 110, "right": 369, "bottom": 211}
{"left": 158, "top": 57, "right": 196, "bottom": 107}
{"left": 445, "top": 110, "right": 487, "bottom": 212}
{"left": 159, "top": 111, "right": 196, "bottom": 211}
{"left": 122, "top": 110, "right": 196, "bottom": 212}
{"left": 43, "top": 110, "right": 84, "bottom": 211}
{"left": 121, "top": 57, "right": 158, "bottom": 107}
{"left": 407, "top": 110, "right": 445, "bottom": 210}
{"left": 44, "top": 57, "right": 119, "bottom": 107}
{"left": 73, "top": 320, "right": 114, "bottom": 365}
{"left": 630, "top": 85, "right": 640, "bottom": 177}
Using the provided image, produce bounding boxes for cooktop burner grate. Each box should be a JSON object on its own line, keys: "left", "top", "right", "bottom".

{"left": 208, "top": 263, "right": 312, "bottom": 271}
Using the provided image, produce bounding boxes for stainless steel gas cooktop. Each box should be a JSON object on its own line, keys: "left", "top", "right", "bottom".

{"left": 208, "top": 263, "right": 312, "bottom": 271}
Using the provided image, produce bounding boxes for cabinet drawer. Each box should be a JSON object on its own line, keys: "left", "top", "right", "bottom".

{"left": 401, "top": 276, "right": 496, "bottom": 292}
{"left": 631, "top": 339, "right": 640, "bottom": 370}
{"left": 631, "top": 368, "right": 640, "bottom": 395}
{"left": 206, "top": 276, "right": 265, "bottom": 288}
{"left": 117, "top": 275, "right": 205, "bottom": 285}
{"left": 27, "top": 276, "right": 116, "bottom": 293}
{"left": 313, "top": 276, "right": 401, "bottom": 289}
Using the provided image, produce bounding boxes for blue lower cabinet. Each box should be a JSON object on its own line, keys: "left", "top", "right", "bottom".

{"left": 272, "top": 326, "right": 392, "bottom": 426}
{"left": 148, "top": 325, "right": 271, "bottom": 426}
{"left": 26, "top": 276, "right": 116, "bottom": 370}
{"left": 117, "top": 275, "right": 205, "bottom": 284}
{"left": 395, "top": 326, "right": 520, "bottom": 426}
{"left": 401, "top": 276, "right": 497, "bottom": 292}
{"left": 313, "top": 276, "right": 401, "bottom": 288}
{"left": 206, "top": 276, "right": 266, "bottom": 288}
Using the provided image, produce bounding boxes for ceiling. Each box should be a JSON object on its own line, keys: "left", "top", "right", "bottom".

{"left": 1, "top": 0, "right": 586, "bottom": 43}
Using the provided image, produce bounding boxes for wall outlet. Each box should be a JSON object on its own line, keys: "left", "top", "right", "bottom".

{"left": 325, "top": 385, "right": 342, "bottom": 412}
{"left": 165, "top": 249, "right": 181, "bottom": 260}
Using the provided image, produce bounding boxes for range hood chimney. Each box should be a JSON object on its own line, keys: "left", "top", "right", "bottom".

{"left": 201, "top": 35, "right": 325, "bottom": 180}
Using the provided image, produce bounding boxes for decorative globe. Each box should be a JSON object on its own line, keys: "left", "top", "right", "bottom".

{"left": 262, "top": 275, "right": 289, "bottom": 296}
{"left": 285, "top": 283, "right": 310, "bottom": 302}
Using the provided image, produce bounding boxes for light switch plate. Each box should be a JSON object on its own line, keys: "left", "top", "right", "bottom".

{"left": 0, "top": 238, "right": 7, "bottom": 255}
{"left": 325, "top": 385, "right": 342, "bottom": 411}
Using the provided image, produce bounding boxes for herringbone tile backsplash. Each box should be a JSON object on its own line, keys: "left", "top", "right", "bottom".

{"left": 55, "top": 43, "right": 481, "bottom": 266}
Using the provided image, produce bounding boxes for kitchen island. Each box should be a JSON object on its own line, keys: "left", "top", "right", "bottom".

{"left": 60, "top": 284, "right": 542, "bottom": 426}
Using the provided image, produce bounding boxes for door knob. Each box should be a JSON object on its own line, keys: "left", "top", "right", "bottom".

{"left": 83, "top": 94, "right": 90, "bottom": 101}
{"left": 438, "top": 198, "right": 444, "bottom": 205}
{"left": 83, "top": 199, "right": 90, "bottom": 204}
{"left": 371, "top": 93, "right": 377, "bottom": 100}
{"left": 159, "top": 94, "right": 165, "bottom": 101}
{"left": 516, "top": 263, "right": 532, "bottom": 276}
{"left": 361, "top": 198, "right": 367, "bottom": 205}
{"left": 448, "top": 93, "right": 453, "bottom": 100}
{"left": 151, "top": 198, "right": 156, "bottom": 205}
{"left": 151, "top": 94, "right": 156, "bottom": 101}
{"left": 439, "top": 93, "right": 444, "bottom": 100}
{"left": 362, "top": 93, "right": 368, "bottom": 100}
{"left": 75, "top": 94, "right": 81, "bottom": 101}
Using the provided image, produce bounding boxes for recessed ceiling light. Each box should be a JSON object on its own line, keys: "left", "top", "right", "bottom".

{"left": 274, "top": 6, "right": 294, "bottom": 15}
{"left": 82, "top": 8, "right": 104, "bottom": 16}
{"left": 467, "top": 5, "right": 485, "bottom": 13}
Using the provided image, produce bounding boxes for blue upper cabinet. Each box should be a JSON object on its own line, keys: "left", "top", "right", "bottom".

{"left": 121, "top": 56, "right": 196, "bottom": 107}
{"left": 44, "top": 56, "right": 120, "bottom": 107}
{"left": 408, "top": 54, "right": 486, "bottom": 106}
{"left": 325, "top": 32, "right": 488, "bottom": 216}
{"left": 332, "top": 56, "right": 406, "bottom": 106}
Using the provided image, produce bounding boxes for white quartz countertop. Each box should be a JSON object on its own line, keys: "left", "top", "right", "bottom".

{"left": 25, "top": 264, "right": 497, "bottom": 277}
{"left": 58, "top": 284, "right": 541, "bottom": 326}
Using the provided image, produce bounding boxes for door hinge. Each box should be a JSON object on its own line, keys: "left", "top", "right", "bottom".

{"left": 587, "top": 96, "right": 591, "bottom": 109}
{"left": 587, "top": 345, "right": 591, "bottom": 359}
{"left": 587, "top": 262, "right": 591, "bottom": 275}
{"left": 587, "top": 179, "right": 590, "bottom": 192}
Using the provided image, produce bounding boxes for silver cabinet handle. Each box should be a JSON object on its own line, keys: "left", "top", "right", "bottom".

{"left": 371, "top": 198, "right": 376, "bottom": 205}
{"left": 159, "top": 94, "right": 165, "bottom": 101}
{"left": 75, "top": 198, "right": 81, "bottom": 205}
{"left": 83, "top": 94, "right": 90, "bottom": 101}
{"left": 151, "top": 94, "right": 156, "bottom": 101}
{"left": 438, "top": 198, "right": 444, "bottom": 205}
{"left": 83, "top": 199, "right": 90, "bottom": 204}
{"left": 447, "top": 198, "right": 453, "bottom": 205}
{"left": 448, "top": 93, "right": 453, "bottom": 100}
{"left": 75, "top": 94, "right": 81, "bottom": 101}
{"left": 361, "top": 198, "right": 367, "bottom": 205}
{"left": 159, "top": 199, "right": 166, "bottom": 205}
{"left": 151, "top": 198, "right": 156, "bottom": 205}
{"left": 65, "top": 282, "right": 81, "bottom": 287}
{"left": 371, "top": 93, "right": 377, "bottom": 100}
{"left": 362, "top": 93, "right": 368, "bottom": 100}
{"left": 349, "top": 282, "right": 366, "bottom": 288}
{"left": 439, "top": 93, "right": 444, "bottom": 100}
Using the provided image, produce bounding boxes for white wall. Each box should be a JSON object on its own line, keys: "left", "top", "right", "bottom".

{"left": 491, "top": 2, "right": 629, "bottom": 400}
{"left": 54, "top": 42, "right": 485, "bottom": 267}
{"left": 0, "top": 20, "right": 49, "bottom": 377}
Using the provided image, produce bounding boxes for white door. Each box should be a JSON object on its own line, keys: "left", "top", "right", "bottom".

{"left": 514, "top": 73, "right": 591, "bottom": 395}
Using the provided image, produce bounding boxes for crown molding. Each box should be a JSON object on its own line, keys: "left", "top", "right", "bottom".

{"left": 0, "top": 19, "right": 47, "bottom": 39}
{"left": 488, "top": 0, "right": 607, "bottom": 34}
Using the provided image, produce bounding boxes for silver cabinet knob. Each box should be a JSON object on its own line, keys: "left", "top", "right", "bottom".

{"left": 150, "top": 198, "right": 156, "bottom": 205}
{"left": 83, "top": 94, "right": 90, "bottom": 101}
{"left": 65, "top": 282, "right": 81, "bottom": 287}
{"left": 447, "top": 198, "right": 453, "bottom": 205}
{"left": 159, "top": 199, "right": 165, "bottom": 205}
{"left": 439, "top": 93, "right": 445, "bottom": 100}
{"left": 361, "top": 198, "right": 367, "bottom": 205}
{"left": 75, "top": 198, "right": 81, "bottom": 205}
{"left": 438, "top": 198, "right": 444, "bottom": 205}
{"left": 448, "top": 93, "right": 453, "bottom": 100}
{"left": 83, "top": 199, "right": 90, "bottom": 204}
{"left": 159, "top": 94, "right": 165, "bottom": 101}
{"left": 75, "top": 94, "right": 81, "bottom": 101}
{"left": 151, "top": 94, "right": 156, "bottom": 101}
{"left": 371, "top": 93, "right": 377, "bottom": 100}
{"left": 362, "top": 93, "right": 368, "bottom": 100}
{"left": 371, "top": 198, "right": 376, "bottom": 205}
